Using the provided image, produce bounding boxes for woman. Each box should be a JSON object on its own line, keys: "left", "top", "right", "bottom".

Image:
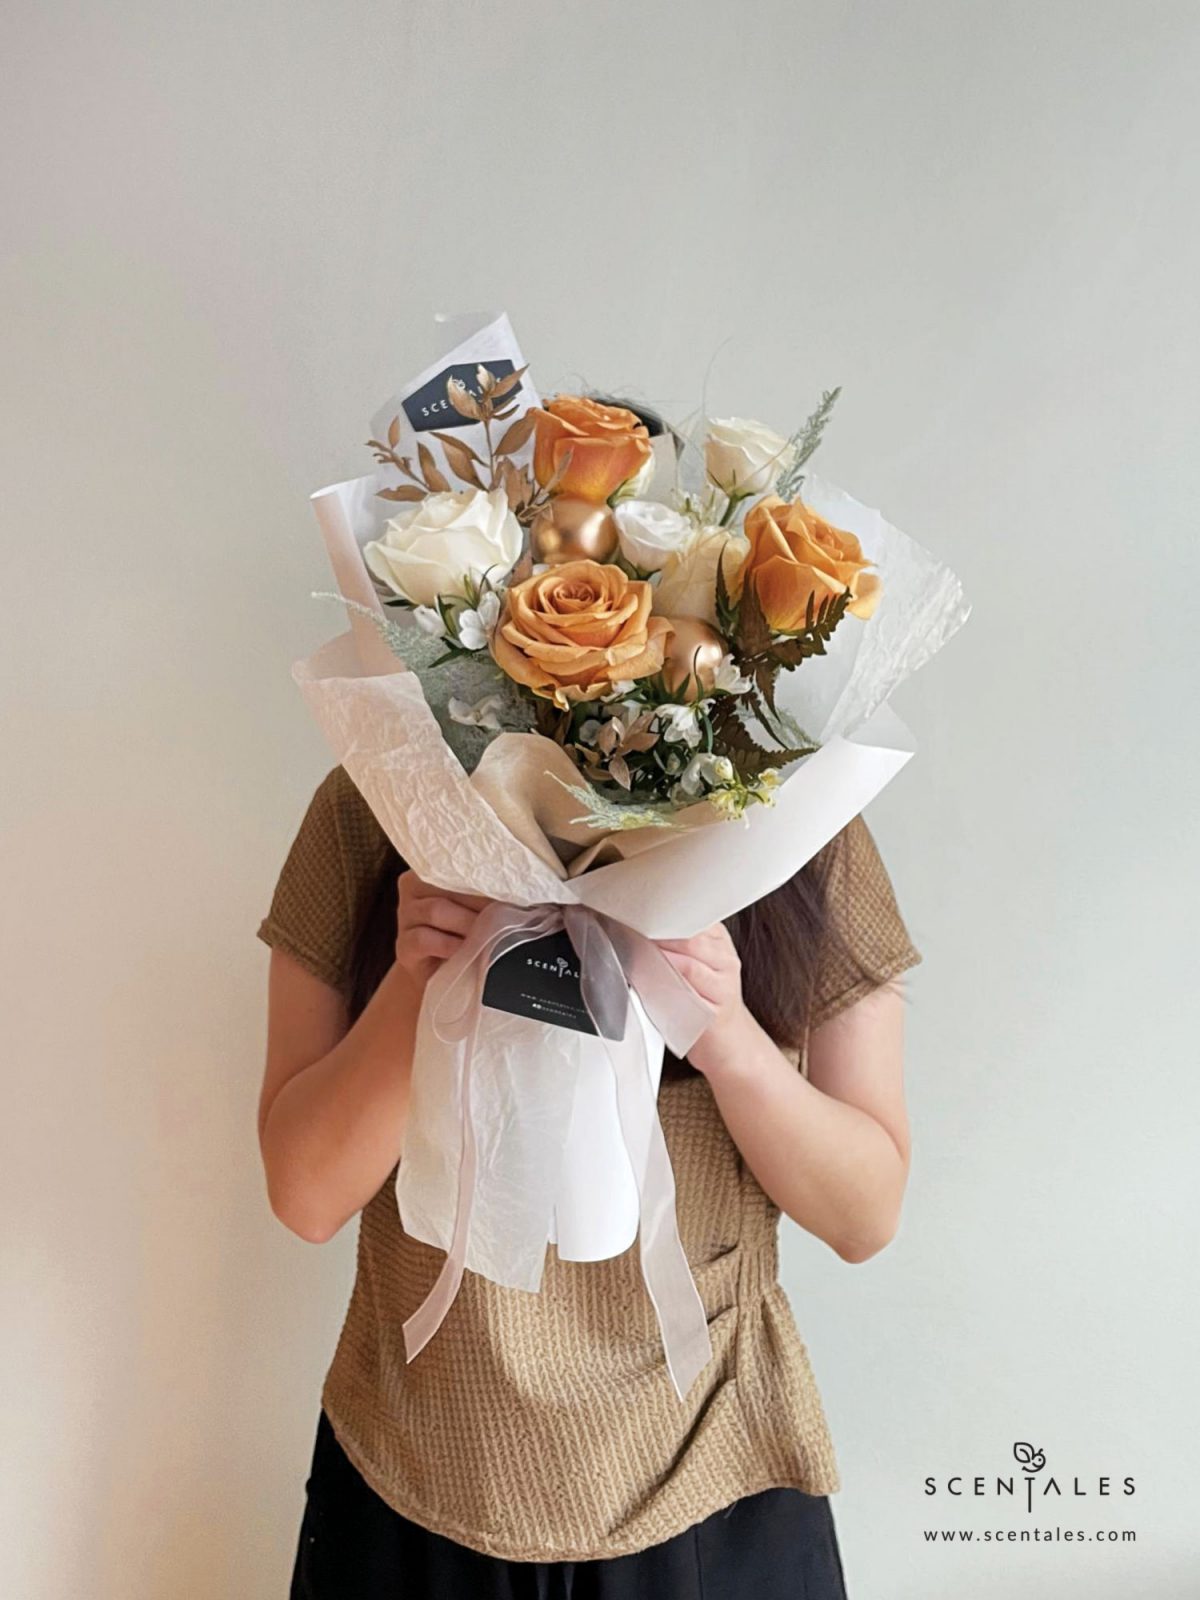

{"left": 256, "top": 755, "right": 919, "bottom": 1598}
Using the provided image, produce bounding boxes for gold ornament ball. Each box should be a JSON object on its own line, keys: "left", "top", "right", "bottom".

{"left": 529, "top": 496, "right": 620, "bottom": 564}
{"left": 660, "top": 618, "right": 726, "bottom": 695}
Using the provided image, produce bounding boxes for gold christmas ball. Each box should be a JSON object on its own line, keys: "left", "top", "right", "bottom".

{"left": 529, "top": 496, "right": 620, "bottom": 564}
{"left": 659, "top": 617, "right": 727, "bottom": 695}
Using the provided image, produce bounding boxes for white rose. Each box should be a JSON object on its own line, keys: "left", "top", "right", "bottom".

{"left": 652, "top": 528, "right": 748, "bottom": 625}
{"left": 613, "top": 499, "right": 694, "bottom": 572}
{"left": 363, "top": 487, "right": 522, "bottom": 608}
{"left": 611, "top": 451, "right": 657, "bottom": 502}
{"left": 704, "top": 417, "right": 796, "bottom": 497}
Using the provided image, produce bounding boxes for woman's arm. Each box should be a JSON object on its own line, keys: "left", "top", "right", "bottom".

{"left": 664, "top": 926, "right": 911, "bottom": 1263}
{"left": 257, "top": 875, "right": 485, "bottom": 1244}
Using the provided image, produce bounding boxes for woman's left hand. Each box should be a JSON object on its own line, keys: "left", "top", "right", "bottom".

{"left": 655, "top": 923, "right": 747, "bottom": 1049}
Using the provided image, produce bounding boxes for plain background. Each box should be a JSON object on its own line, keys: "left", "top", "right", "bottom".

{"left": 3, "top": 3, "right": 1197, "bottom": 1596}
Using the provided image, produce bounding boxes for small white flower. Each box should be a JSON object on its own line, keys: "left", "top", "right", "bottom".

{"left": 711, "top": 653, "right": 752, "bottom": 695}
{"left": 456, "top": 590, "right": 501, "bottom": 651}
{"left": 447, "top": 693, "right": 505, "bottom": 732}
{"left": 655, "top": 703, "right": 703, "bottom": 748}
{"left": 413, "top": 605, "right": 445, "bottom": 637}
{"left": 708, "top": 787, "right": 750, "bottom": 821}
{"left": 677, "top": 751, "right": 735, "bottom": 796}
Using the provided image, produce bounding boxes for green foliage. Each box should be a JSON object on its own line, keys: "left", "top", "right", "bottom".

{"left": 774, "top": 386, "right": 842, "bottom": 500}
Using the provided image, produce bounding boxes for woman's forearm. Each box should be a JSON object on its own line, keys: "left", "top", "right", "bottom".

{"left": 261, "top": 962, "right": 423, "bottom": 1243}
{"left": 689, "top": 1006, "right": 908, "bottom": 1262}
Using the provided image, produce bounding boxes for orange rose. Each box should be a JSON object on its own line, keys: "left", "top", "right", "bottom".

{"left": 492, "top": 559, "right": 672, "bottom": 707}
{"left": 531, "top": 395, "right": 653, "bottom": 503}
{"left": 736, "top": 495, "right": 882, "bottom": 630}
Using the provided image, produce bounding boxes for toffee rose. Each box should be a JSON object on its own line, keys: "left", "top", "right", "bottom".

{"left": 531, "top": 395, "right": 654, "bottom": 504}
{"left": 491, "top": 559, "right": 672, "bottom": 707}
{"left": 736, "top": 495, "right": 882, "bottom": 629}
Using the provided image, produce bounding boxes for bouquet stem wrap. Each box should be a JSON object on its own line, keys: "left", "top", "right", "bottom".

{"left": 403, "top": 897, "right": 718, "bottom": 1403}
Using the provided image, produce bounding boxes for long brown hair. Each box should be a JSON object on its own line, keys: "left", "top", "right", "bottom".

{"left": 346, "top": 844, "right": 877, "bottom": 1080}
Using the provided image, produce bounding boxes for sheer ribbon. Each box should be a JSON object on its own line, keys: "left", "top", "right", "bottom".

{"left": 401, "top": 899, "right": 718, "bottom": 1401}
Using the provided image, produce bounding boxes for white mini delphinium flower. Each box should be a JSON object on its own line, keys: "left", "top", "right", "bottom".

{"left": 675, "top": 752, "right": 735, "bottom": 798}
{"left": 447, "top": 693, "right": 506, "bottom": 732}
{"left": 413, "top": 605, "right": 446, "bottom": 637}
{"left": 752, "top": 768, "right": 782, "bottom": 802}
{"left": 655, "top": 703, "right": 703, "bottom": 749}
{"left": 703, "top": 766, "right": 783, "bottom": 819}
{"left": 456, "top": 589, "right": 501, "bottom": 651}
{"left": 706, "top": 785, "right": 751, "bottom": 821}
{"left": 711, "top": 653, "right": 752, "bottom": 695}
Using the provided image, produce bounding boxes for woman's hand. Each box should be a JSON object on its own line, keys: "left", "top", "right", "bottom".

{"left": 655, "top": 922, "right": 749, "bottom": 1065}
{"left": 395, "top": 871, "right": 491, "bottom": 990}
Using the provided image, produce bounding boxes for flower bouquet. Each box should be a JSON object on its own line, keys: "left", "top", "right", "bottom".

{"left": 293, "top": 312, "right": 969, "bottom": 1399}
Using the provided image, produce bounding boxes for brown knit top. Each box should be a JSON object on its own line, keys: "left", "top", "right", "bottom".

{"left": 257, "top": 764, "right": 922, "bottom": 1561}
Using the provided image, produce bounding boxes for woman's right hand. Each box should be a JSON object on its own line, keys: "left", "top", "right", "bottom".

{"left": 394, "top": 870, "right": 491, "bottom": 990}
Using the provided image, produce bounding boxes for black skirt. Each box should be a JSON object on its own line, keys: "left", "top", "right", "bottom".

{"left": 290, "top": 1409, "right": 849, "bottom": 1599}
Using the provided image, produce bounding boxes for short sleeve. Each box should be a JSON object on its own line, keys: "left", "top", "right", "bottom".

{"left": 256, "top": 765, "right": 392, "bottom": 994}
{"left": 807, "top": 813, "right": 922, "bottom": 1033}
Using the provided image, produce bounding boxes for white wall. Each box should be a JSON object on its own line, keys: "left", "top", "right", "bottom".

{"left": 3, "top": 3, "right": 1197, "bottom": 1595}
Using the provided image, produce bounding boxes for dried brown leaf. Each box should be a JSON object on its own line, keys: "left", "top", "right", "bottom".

{"left": 734, "top": 574, "right": 773, "bottom": 656}
{"left": 501, "top": 459, "right": 532, "bottom": 511}
{"left": 436, "top": 434, "right": 484, "bottom": 489}
{"left": 387, "top": 414, "right": 401, "bottom": 449}
{"left": 429, "top": 430, "right": 483, "bottom": 464}
{"left": 544, "top": 445, "right": 575, "bottom": 496}
{"left": 377, "top": 484, "right": 426, "bottom": 503}
{"left": 495, "top": 410, "right": 537, "bottom": 457}
{"left": 446, "top": 379, "right": 482, "bottom": 421}
{"left": 489, "top": 365, "right": 527, "bottom": 401}
{"left": 417, "top": 441, "right": 452, "bottom": 493}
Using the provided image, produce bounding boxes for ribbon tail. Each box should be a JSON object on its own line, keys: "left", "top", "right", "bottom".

{"left": 618, "top": 1037, "right": 714, "bottom": 1401}
{"left": 565, "top": 907, "right": 713, "bottom": 1401}
{"left": 401, "top": 969, "right": 484, "bottom": 1363}
{"left": 401, "top": 900, "right": 563, "bottom": 1363}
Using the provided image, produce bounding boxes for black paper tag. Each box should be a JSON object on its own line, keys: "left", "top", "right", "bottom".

{"left": 482, "top": 930, "right": 621, "bottom": 1039}
{"left": 401, "top": 360, "right": 521, "bottom": 433}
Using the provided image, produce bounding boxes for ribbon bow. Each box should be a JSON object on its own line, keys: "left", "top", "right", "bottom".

{"left": 401, "top": 899, "right": 718, "bottom": 1402}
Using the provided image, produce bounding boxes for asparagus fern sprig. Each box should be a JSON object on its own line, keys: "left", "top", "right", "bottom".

{"left": 774, "top": 386, "right": 842, "bottom": 501}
